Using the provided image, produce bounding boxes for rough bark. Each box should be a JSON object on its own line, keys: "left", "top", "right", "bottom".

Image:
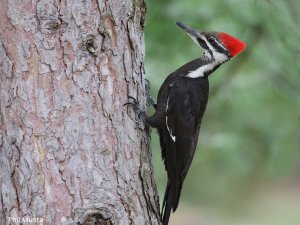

{"left": 0, "top": 0, "right": 160, "bottom": 224}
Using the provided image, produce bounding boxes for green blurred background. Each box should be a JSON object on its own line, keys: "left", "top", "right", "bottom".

{"left": 144, "top": 0, "right": 300, "bottom": 224}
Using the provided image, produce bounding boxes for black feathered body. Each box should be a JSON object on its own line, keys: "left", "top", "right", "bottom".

{"left": 147, "top": 21, "right": 246, "bottom": 225}
{"left": 146, "top": 58, "right": 211, "bottom": 224}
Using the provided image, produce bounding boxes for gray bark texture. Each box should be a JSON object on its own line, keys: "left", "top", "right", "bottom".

{"left": 0, "top": 0, "right": 161, "bottom": 224}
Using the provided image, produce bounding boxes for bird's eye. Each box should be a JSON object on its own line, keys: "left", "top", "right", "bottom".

{"left": 208, "top": 37, "right": 216, "bottom": 44}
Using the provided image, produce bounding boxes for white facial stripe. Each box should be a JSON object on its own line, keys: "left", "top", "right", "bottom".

{"left": 202, "top": 37, "right": 215, "bottom": 53}
{"left": 209, "top": 37, "right": 227, "bottom": 51}
{"left": 203, "top": 50, "right": 213, "bottom": 60}
{"left": 202, "top": 36, "right": 228, "bottom": 57}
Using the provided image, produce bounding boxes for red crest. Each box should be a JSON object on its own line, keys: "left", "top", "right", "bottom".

{"left": 218, "top": 32, "right": 246, "bottom": 57}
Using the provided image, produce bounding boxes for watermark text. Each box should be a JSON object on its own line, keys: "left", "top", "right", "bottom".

{"left": 8, "top": 216, "right": 44, "bottom": 224}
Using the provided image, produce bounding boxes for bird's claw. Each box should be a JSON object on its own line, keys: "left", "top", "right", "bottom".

{"left": 124, "top": 96, "right": 147, "bottom": 123}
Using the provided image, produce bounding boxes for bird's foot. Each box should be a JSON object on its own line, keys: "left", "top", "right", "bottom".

{"left": 124, "top": 96, "right": 147, "bottom": 127}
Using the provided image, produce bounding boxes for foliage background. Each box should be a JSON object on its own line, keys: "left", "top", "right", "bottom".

{"left": 145, "top": 0, "right": 300, "bottom": 224}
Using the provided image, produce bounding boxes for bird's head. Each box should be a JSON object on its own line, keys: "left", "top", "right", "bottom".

{"left": 176, "top": 22, "right": 246, "bottom": 63}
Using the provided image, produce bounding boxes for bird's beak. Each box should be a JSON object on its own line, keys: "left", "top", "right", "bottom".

{"left": 176, "top": 21, "right": 209, "bottom": 52}
{"left": 176, "top": 21, "right": 202, "bottom": 40}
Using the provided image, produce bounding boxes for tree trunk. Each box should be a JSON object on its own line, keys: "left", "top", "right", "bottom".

{"left": 0, "top": 0, "right": 161, "bottom": 224}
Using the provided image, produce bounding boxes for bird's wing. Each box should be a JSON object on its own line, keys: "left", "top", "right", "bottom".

{"left": 163, "top": 79, "right": 201, "bottom": 211}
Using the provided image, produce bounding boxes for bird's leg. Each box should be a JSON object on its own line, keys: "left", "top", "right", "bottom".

{"left": 145, "top": 79, "right": 157, "bottom": 109}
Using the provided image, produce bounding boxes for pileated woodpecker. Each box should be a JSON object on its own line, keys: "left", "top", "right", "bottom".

{"left": 125, "top": 21, "right": 246, "bottom": 225}
{"left": 145, "top": 22, "right": 246, "bottom": 225}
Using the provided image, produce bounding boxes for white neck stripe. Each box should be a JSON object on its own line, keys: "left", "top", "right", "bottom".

{"left": 186, "top": 52, "right": 228, "bottom": 78}
{"left": 186, "top": 62, "right": 215, "bottom": 78}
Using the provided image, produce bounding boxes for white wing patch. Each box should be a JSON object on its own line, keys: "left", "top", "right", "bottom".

{"left": 165, "top": 97, "right": 176, "bottom": 142}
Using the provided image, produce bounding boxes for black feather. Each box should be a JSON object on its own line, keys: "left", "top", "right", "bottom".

{"left": 146, "top": 57, "right": 212, "bottom": 225}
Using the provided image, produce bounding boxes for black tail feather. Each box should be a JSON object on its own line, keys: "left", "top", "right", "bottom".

{"left": 162, "top": 181, "right": 172, "bottom": 225}
{"left": 172, "top": 181, "right": 183, "bottom": 212}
